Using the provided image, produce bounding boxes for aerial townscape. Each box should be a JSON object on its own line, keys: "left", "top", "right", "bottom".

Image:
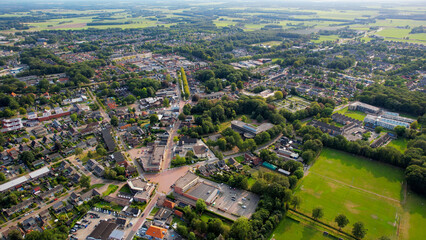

{"left": 0, "top": 0, "right": 425, "bottom": 240}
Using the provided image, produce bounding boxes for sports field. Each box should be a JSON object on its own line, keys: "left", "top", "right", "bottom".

{"left": 292, "top": 148, "right": 425, "bottom": 240}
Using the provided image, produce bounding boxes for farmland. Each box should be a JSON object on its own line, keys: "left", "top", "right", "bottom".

{"left": 290, "top": 148, "right": 426, "bottom": 240}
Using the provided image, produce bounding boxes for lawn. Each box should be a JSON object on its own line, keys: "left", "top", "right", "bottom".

{"left": 401, "top": 191, "right": 426, "bottom": 240}
{"left": 119, "top": 184, "right": 132, "bottom": 194}
{"left": 94, "top": 201, "right": 123, "bottom": 212}
{"left": 102, "top": 184, "right": 119, "bottom": 196}
{"left": 234, "top": 156, "right": 244, "bottom": 163}
{"left": 387, "top": 138, "right": 408, "bottom": 153}
{"left": 292, "top": 148, "right": 426, "bottom": 240}
{"left": 149, "top": 207, "right": 160, "bottom": 216}
{"left": 90, "top": 183, "right": 105, "bottom": 189}
{"left": 336, "top": 106, "right": 367, "bottom": 121}
{"left": 269, "top": 215, "right": 347, "bottom": 240}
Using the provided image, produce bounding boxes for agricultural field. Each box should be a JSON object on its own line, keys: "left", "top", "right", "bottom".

{"left": 292, "top": 148, "right": 426, "bottom": 240}
{"left": 336, "top": 106, "right": 367, "bottom": 121}
{"left": 311, "top": 35, "right": 340, "bottom": 43}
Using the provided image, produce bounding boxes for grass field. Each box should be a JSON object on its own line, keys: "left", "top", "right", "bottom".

{"left": 312, "top": 35, "right": 340, "bottom": 43}
{"left": 90, "top": 183, "right": 105, "bottom": 189}
{"left": 102, "top": 184, "right": 119, "bottom": 196}
{"left": 270, "top": 216, "right": 340, "bottom": 240}
{"left": 336, "top": 107, "right": 367, "bottom": 121}
{"left": 291, "top": 148, "right": 426, "bottom": 240}
{"left": 387, "top": 138, "right": 408, "bottom": 153}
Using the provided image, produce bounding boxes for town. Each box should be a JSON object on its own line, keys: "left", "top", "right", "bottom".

{"left": 0, "top": 1, "right": 425, "bottom": 240}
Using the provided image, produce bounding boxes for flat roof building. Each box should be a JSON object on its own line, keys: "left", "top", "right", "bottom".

{"left": 231, "top": 120, "right": 274, "bottom": 138}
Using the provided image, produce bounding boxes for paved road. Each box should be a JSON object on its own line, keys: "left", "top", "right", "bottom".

{"left": 125, "top": 193, "right": 160, "bottom": 240}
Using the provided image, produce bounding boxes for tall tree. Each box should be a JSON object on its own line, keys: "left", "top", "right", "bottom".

{"left": 312, "top": 207, "right": 324, "bottom": 220}
{"left": 352, "top": 221, "right": 367, "bottom": 239}
{"left": 334, "top": 214, "right": 349, "bottom": 230}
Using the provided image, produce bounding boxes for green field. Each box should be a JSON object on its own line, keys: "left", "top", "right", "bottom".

{"left": 292, "top": 148, "right": 423, "bottom": 240}
{"left": 102, "top": 184, "right": 119, "bottom": 196}
{"left": 387, "top": 138, "right": 408, "bottom": 153}
{"left": 336, "top": 107, "right": 367, "bottom": 121}
{"left": 270, "top": 216, "right": 344, "bottom": 240}
{"left": 312, "top": 35, "right": 340, "bottom": 43}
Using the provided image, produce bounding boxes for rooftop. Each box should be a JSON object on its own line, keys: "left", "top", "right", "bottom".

{"left": 174, "top": 172, "right": 199, "bottom": 190}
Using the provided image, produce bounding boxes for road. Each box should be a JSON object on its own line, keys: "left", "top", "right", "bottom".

{"left": 125, "top": 193, "right": 160, "bottom": 240}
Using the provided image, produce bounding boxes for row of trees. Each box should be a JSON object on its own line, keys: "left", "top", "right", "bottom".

{"left": 179, "top": 67, "right": 190, "bottom": 99}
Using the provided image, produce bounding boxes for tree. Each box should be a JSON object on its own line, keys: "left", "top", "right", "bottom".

{"left": 290, "top": 195, "right": 301, "bottom": 209}
{"left": 237, "top": 81, "right": 244, "bottom": 90}
{"left": 150, "top": 114, "right": 159, "bottom": 125}
{"left": 196, "top": 199, "right": 207, "bottom": 214}
{"left": 375, "top": 126, "right": 384, "bottom": 133}
{"left": 7, "top": 230, "right": 24, "bottom": 240}
{"left": 274, "top": 91, "right": 283, "bottom": 100}
{"left": 70, "top": 113, "right": 78, "bottom": 122}
{"left": 110, "top": 116, "right": 119, "bottom": 127}
{"left": 230, "top": 217, "right": 252, "bottom": 240}
{"left": 188, "top": 232, "right": 196, "bottom": 240}
{"left": 312, "top": 207, "right": 324, "bottom": 220}
{"left": 75, "top": 148, "right": 83, "bottom": 155}
{"left": 163, "top": 98, "right": 170, "bottom": 107}
{"left": 20, "top": 151, "right": 35, "bottom": 164}
{"left": 231, "top": 83, "right": 236, "bottom": 92}
{"left": 394, "top": 126, "right": 406, "bottom": 137}
{"left": 79, "top": 175, "right": 91, "bottom": 189}
{"left": 0, "top": 172, "right": 6, "bottom": 181}
{"left": 352, "top": 221, "right": 367, "bottom": 239}
{"left": 96, "top": 147, "right": 107, "bottom": 156}
{"left": 335, "top": 214, "right": 349, "bottom": 230}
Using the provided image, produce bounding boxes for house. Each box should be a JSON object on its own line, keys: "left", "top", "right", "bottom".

{"left": 52, "top": 202, "right": 65, "bottom": 213}
{"left": 145, "top": 225, "right": 168, "bottom": 240}
{"left": 121, "top": 206, "right": 140, "bottom": 217}
{"left": 192, "top": 145, "right": 208, "bottom": 158}
{"left": 178, "top": 136, "right": 197, "bottom": 146}
{"left": 127, "top": 177, "right": 155, "bottom": 203}
{"left": 110, "top": 152, "right": 128, "bottom": 167}
{"left": 163, "top": 199, "right": 175, "bottom": 209}
{"left": 244, "top": 153, "right": 262, "bottom": 166}
{"left": 22, "top": 217, "right": 42, "bottom": 233}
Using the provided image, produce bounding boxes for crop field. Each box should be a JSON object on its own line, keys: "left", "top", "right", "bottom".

{"left": 336, "top": 106, "right": 367, "bottom": 121}
{"left": 293, "top": 148, "right": 426, "bottom": 240}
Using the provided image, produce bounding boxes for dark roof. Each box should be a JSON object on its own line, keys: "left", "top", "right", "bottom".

{"left": 112, "top": 151, "right": 126, "bottom": 164}
{"left": 101, "top": 129, "right": 116, "bottom": 152}
{"left": 88, "top": 220, "right": 117, "bottom": 240}
{"left": 179, "top": 136, "right": 197, "bottom": 145}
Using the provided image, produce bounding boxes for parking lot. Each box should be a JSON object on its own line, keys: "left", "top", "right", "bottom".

{"left": 70, "top": 210, "right": 140, "bottom": 240}
{"left": 213, "top": 185, "right": 259, "bottom": 219}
